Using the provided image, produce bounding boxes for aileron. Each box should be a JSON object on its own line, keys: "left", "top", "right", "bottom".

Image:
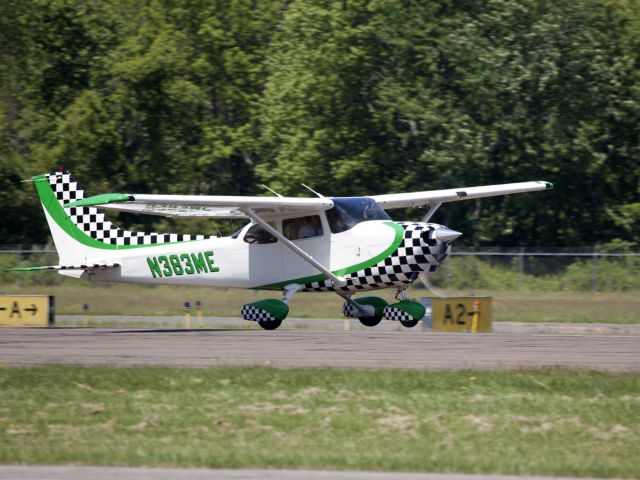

{"left": 372, "top": 181, "right": 552, "bottom": 210}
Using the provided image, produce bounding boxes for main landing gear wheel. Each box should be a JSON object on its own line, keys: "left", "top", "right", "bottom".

{"left": 258, "top": 318, "right": 282, "bottom": 330}
{"left": 358, "top": 315, "right": 383, "bottom": 327}
{"left": 399, "top": 318, "right": 420, "bottom": 328}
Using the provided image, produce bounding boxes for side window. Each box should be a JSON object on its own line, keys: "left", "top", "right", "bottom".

{"left": 283, "top": 215, "right": 324, "bottom": 240}
{"left": 243, "top": 224, "right": 277, "bottom": 244}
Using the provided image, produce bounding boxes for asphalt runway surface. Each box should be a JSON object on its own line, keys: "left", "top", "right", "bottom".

{"left": 56, "top": 315, "right": 640, "bottom": 335}
{"left": 1, "top": 325, "right": 639, "bottom": 371}
{"left": 0, "top": 466, "right": 617, "bottom": 480}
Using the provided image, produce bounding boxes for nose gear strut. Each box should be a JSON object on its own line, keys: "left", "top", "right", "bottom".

{"left": 395, "top": 286, "right": 408, "bottom": 301}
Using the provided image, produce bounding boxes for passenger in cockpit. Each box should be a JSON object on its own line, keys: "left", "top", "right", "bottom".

{"left": 298, "top": 215, "right": 323, "bottom": 239}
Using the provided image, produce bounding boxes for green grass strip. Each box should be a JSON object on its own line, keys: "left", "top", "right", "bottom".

{"left": 0, "top": 366, "right": 639, "bottom": 477}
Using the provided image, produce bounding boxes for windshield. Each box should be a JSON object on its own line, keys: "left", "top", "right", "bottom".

{"left": 326, "top": 197, "right": 391, "bottom": 234}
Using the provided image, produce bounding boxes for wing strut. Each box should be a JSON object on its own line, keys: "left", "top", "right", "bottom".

{"left": 243, "top": 209, "right": 347, "bottom": 287}
{"left": 422, "top": 202, "right": 442, "bottom": 222}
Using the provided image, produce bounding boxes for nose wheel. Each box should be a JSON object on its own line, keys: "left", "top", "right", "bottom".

{"left": 399, "top": 318, "right": 419, "bottom": 328}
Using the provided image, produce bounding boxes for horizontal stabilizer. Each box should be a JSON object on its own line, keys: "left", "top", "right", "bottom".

{"left": 64, "top": 193, "right": 134, "bottom": 208}
{"left": 7, "top": 263, "right": 120, "bottom": 272}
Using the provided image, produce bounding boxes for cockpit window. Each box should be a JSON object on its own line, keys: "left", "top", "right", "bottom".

{"left": 283, "top": 215, "right": 324, "bottom": 240}
{"left": 326, "top": 197, "right": 391, "bottom": 234}
{"left": 243, "top": 223, "right": 277, "bottom": 244}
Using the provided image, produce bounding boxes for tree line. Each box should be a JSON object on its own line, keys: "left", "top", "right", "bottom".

{"left": 1, "top": 0, "right": 639, "bottom": 247}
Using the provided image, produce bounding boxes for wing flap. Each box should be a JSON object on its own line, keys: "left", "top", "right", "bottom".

{"left": 65, "top": 194, "right": 334, "bottom": 219}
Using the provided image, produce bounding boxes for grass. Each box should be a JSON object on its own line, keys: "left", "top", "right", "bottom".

{"left": 0, "top": 366, "right": 638, "bottom": 477}
{"left": 2, "top": 282, "right": 640, "bottom": 323}
{"left": 488, "top": 290, "right": 640, "bottom": 324}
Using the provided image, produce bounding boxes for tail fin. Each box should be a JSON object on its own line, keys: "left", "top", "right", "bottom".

{"left": 33, "top": 171, "right": 207, "bottom": 265}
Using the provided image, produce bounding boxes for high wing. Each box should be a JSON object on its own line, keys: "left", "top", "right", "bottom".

{"left": 64, "top": 194, "right": 334, "bottom": 220}
{"left": 63, "top": 181, "right": 551, "bottom": 218}
{"left": 371, "top": 181, "right": 552, "bottom": 210}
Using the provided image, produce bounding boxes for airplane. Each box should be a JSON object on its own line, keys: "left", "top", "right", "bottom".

{"left": 10, "top": 171, "right": 552, "bottom": 330}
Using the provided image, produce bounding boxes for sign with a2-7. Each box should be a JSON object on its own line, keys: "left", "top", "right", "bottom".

{"left": 431, "top": 297, "right": 492, "bottom": 332}
{"left": 0, "top": 295, "right": 54, "bottom": 327}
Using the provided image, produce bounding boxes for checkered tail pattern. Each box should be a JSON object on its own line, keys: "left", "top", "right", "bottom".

{"left": 47, "top": 172, "right": 208, "bottom": 246}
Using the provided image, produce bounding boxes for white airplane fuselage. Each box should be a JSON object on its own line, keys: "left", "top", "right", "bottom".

{"left": 81, "top": 220, "right": 452, "bottom": 292}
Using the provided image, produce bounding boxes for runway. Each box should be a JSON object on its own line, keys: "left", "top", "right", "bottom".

{"left": 1, "top": 327, "right": 638, "bottom": 371}
{"left": 0, "top": 466, "right": 616, "bottom": 480}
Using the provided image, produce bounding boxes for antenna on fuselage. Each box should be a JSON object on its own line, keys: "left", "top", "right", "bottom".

{"left": 301, "top": 183, "right": 326, "bottom": 198}
{"left": 259, "top": 184, "right": 283, "bottom": 197}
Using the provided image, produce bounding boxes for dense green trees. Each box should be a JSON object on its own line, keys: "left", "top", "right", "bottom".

{"left": 1, "top": 0, "right": 638, "bottom": 247}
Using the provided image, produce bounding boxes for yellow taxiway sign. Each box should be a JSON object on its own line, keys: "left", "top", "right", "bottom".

{"left": 431, "top": 297, "right": 492, "bottom": 332}
{"left": 0, "top": 295, "right": 54, "bottom": 327}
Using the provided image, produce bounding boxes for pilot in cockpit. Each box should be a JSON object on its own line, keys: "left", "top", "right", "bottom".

{"left": 297, "top": 215, "right": 323, "bottom": 239}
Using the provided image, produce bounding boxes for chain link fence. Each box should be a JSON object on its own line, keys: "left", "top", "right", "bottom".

{"left": 430, "top": 248, "right": 640, "bottom": 292}
{"left": 1, "top": 245, "right": 639, "bottom": 292}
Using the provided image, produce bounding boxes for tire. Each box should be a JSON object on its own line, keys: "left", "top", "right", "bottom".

{"left": 358, "top": 315, "right": 382, "bottom": 327}
{"left": 258, "top": 318, "right": 283, "bottom": 330}
{"left": 399, "top": 318, "right": 419, "bottom": 328}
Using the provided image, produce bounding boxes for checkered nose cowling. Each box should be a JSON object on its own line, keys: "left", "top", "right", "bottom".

{"left": 303, "top": 222, "right": 452, "bottom": 293}
{"left": 47, "top": 171, "right": 208, "bottom": 246}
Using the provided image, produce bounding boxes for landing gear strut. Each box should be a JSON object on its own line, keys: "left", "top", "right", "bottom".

{"left": 395, "top": 286, "right": 408, "bottom": 301}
